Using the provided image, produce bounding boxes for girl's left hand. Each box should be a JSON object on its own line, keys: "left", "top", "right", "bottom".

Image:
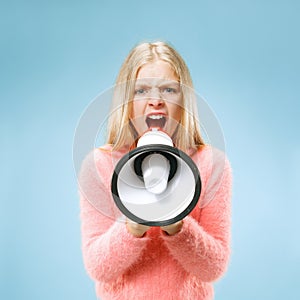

{"left": 161, "top": 220, "right": 183, "bottom": 236}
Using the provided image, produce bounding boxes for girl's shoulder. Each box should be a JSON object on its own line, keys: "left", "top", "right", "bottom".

{"left": 97, "top": 144, "right": 114, "bottom": 152}
{"left": 82, "top": 144, "right": 129, "bottom": 171}
{"left": 80, "top": 145, "right": 114, "bottom": 175}
{"left": 191, "top": 144, "right": 232, "bottom": 178}
{"left": 79, "top": 145, "right": 126, "bottom": 187}
{"left": 192, "top": 144, "right": 230, "bottom": 164}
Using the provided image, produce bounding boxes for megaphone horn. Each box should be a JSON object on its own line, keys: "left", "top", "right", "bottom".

{"left": 111, "top": 129, "right": 201, "bottom": 226}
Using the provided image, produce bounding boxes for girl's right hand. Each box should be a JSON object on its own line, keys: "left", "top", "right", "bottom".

{"left": 126, "top": 219, "right": 150, "bottom": 238}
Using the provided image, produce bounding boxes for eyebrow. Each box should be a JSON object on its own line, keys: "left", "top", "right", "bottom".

{"left": 135, "top": 79, "right": 180, "bottom": 87}
{"left": 158, "top": 81, "right": 180, "bottom": 88}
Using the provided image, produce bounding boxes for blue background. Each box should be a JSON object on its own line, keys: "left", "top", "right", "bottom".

{"left": 1, "top": 1, "right": 299, "bottom": 299}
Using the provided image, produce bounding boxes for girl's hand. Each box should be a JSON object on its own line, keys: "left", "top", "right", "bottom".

{"left": 126, "top": 219, "right": 150, "bottom": 238}
{"left": 161, "top": 220, "right": 183, "bottom": 236}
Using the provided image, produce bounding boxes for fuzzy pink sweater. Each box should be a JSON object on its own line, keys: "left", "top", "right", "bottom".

{"left": 79, "top": 145, "right": 232, "bottom": 300}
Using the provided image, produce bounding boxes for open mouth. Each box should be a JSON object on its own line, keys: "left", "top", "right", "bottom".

{"left": 146, "top": 115, "right": 167, "bottom": 130}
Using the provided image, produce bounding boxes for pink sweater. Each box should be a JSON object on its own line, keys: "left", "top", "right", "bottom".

{"left": 79, "top": 145, "right": 232, "bottom": 300}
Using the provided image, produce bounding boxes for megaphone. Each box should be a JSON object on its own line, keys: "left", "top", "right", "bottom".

{"left": 111, "top": 129, "right": 201, "bottom": 226}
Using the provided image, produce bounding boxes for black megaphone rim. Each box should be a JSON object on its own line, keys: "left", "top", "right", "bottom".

{"left": 111, "top": 144, "right": 202, "bottom": 227}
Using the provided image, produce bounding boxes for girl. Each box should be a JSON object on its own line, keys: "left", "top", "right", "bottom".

{"left": 79, "top": 41, "right": 232, "bottom": 299}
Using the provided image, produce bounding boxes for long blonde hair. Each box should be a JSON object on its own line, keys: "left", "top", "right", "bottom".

{"left": 106, "top": 41, "right": 205, "bottom": 152}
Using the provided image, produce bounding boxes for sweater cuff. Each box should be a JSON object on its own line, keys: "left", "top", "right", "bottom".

{"left": 111, "top": 219, "right": 150, "bottom": 244}
{"left": 160, "top": 216, "right": 200, "bottom": 245}
{"left": 104, "top": 221, "right": 151, "bottom": 267}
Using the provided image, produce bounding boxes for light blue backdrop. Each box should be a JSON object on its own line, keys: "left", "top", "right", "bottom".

{"left": 1, "top": 1, "right": 299, "bottom": 299}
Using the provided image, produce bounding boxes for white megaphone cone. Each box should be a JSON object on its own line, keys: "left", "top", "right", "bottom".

{"left": 111, "top": 128, "right": 202, "bottom": 226}
{"left": 137, "top": 129, "right": 173, "bottom": 194}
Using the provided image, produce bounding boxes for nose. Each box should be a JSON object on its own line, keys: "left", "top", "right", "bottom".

{"left": 148, "top": 98, "right": 164, "bottom": 108}
{"left": 148, "top": 89, "right": 164, "bottom": 108}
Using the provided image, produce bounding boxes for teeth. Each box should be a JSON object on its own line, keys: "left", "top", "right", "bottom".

{"left": 146, "top": 114, "right": 166, "bottom": 129}
{"left": 148, "top": 115, "right": 164, "bottom": 120}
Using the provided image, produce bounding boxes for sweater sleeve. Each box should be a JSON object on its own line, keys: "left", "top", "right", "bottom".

{"left": 161, "top": 154, "right": 232, "bottom": 282}
{"left": 79, "top": 150, "right": 149, "bottom": 283}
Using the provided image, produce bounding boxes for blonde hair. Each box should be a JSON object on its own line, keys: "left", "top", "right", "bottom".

{"left": 106, "top": 41, "right": 205, "bottom": 152}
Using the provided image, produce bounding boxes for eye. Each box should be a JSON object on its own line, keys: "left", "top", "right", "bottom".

{"left": 162, "top": 87, "right": 177, "bottom": 94}
{"left": 135, "top": 88, "right": 146, "bottom": 95}
{"left": 134, "top": 87, "right": 151, "bottom": 96}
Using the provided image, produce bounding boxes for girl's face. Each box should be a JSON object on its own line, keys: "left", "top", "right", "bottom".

{"left": 130, "top": 60, "right": 183, "bottom": 138}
